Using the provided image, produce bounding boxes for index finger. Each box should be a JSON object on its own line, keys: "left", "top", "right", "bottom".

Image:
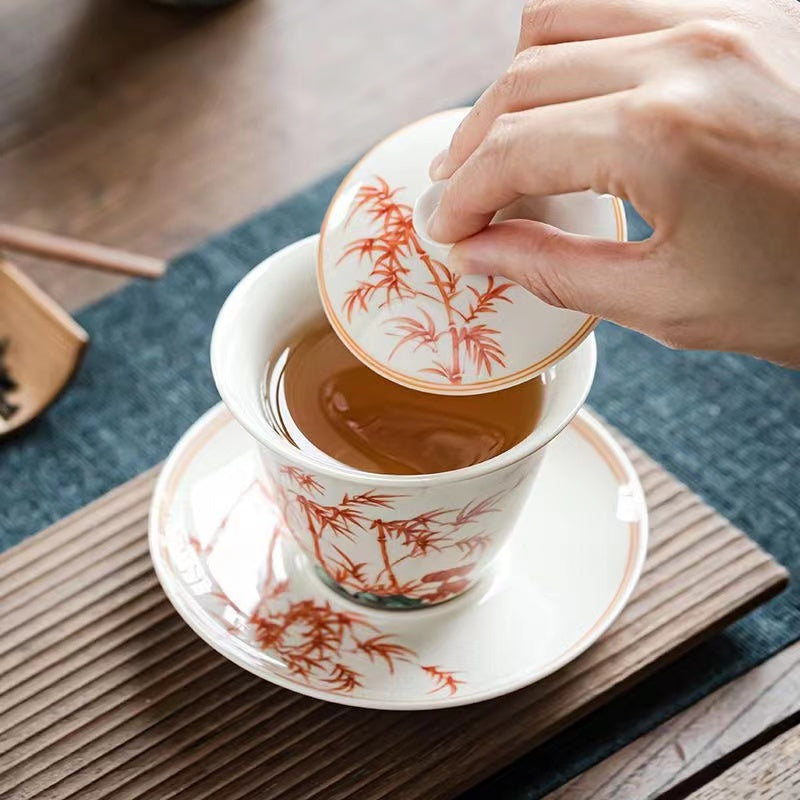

{"left": 515, "top": 0, "right": 713, "bottom": 50}
{"left": 431, "top": 32, "right": 649, "bottom": 182}
{"left": 428, "top": 94, "right": 625, "bottom": 244}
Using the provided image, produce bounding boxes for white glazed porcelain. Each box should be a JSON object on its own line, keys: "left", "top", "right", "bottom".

{"left": 211, "top": 235, "right": 596, "bottom": 609}
{"left": 317, "top": 107, "right": 626, "bottom": 396}
{"left": 148, "top": 403, "right": 647, "bottom": 709}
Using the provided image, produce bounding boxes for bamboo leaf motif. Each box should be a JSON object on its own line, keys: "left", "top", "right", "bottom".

{"left": 337, "top": 177, "right": 515, "bottom": 382}
{"left": 192, "top": 474, "right": 482, "bottom": 697}
{"left": 422, "top": 665, "right": 465, "bottom": 696}
{"left": 275, "top": 466, "right": 510, "bottom": 609}
{"left": 354, "top": 635, "right": 415, "bottom": 673}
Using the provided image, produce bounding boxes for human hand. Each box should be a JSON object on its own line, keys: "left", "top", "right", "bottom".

{"left": 428, "top": 0, "right": 800, "bottom": 366}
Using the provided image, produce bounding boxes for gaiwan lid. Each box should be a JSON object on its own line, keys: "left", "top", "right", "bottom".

{"left": 317, "top": 107, "right": 626, "bottom": 396}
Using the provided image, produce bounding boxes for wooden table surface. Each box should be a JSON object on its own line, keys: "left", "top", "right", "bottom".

{"left": 3, "top": 1, "right": 797, "bottom": 797}
{"left": 0, "top": 0, "right": 518, "bottom": 309}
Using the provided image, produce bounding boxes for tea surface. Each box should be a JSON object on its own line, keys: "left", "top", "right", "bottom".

{"left": 265, "top": 318, "right": 543, "bottom": 475}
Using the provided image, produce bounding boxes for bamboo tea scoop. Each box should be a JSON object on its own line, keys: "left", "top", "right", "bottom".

{"left": 0, "top": 223, "right": 165, "bottom": 279}
{"left": 0, "top": 259, "right": 88, "bottom": 437}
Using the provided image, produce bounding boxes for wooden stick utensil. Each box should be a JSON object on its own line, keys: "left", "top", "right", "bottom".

{"left": 0, "top": 223, "right": 166, "bottom": 279}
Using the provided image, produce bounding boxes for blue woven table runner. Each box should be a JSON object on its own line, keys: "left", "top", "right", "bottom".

{"left": 1, "top": 169, "right": 798, "bottom": 798}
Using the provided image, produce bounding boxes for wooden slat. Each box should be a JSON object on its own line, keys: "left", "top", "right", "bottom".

{"left": 0, "top": 608, "right": 183, "bottom": 732}
{"left": 0, "top": 427, "right": 787, "bottom": 800}
{"left": 0, "top": 470, "right": 157, "bottom": 586}
{"left": 685, "top": 723, "right": 800, "bottom": 799}
{"left": 0, "top": 571, "right": 161, "bottom": 680}
{"left": 0, "top": 551, "right": 154, "bottom": 660}
{"left": 545, "top": 639, "right": 800, "bottom": 799}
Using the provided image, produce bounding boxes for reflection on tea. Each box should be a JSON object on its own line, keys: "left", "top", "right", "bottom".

{"left": 264, "top": 317, "right": 544, "bottom": 475}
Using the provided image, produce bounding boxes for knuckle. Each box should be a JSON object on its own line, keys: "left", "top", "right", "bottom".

{"left": 512, "top": 45, "right": 542, "bottom": 73}
{"left": 518, "top": 231, "right": 578, "bottom": 310}
{"left": 490, "top": 47, "right": 544, "bottom": 111}
{"left": 471, "top": 110, "right": 530, "bottom": 197}
{"left": 494, "top": 49, "right": 542, "bottom": 103}
{"left": 673, "top": 19, "right": 753, "bottom": 62}
{"left": 589, "top": 161, "right": 618, "bottom": 199}
{"left": 620, "top": 88, "right": 697, "bottom": 148}
{"left": 520, "top": 268, "right": 568, "bottom": 310}
{"left": 495, "top": 110, "right": 520, "bottom": 132}
{"left": 513, "top": 47, "right": 546, "bottom": 87}
{"left": 493, "top": 68, "right": 522, "bottom": 102}
{"left": 485, "top": 112, "right": 519, "bottom": 154}
{"left": 520, "top": 0, "right": 560, "bottom": 46}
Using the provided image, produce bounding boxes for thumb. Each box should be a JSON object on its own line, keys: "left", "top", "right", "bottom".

{"left": 448, "top": 218, "right": 655, "bottom": 324}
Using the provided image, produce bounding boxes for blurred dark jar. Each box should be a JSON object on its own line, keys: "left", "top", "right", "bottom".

{"left": 149, "top": 0, "right": 241, "bottom": 6}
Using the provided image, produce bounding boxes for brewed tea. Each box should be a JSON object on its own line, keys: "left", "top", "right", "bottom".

{"left": 264, "top": 317, "right": 544, "bottom": 475}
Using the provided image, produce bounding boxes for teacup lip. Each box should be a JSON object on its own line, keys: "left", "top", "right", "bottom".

{"left": 211, "top": 235, "right": 597, "bottom": 488}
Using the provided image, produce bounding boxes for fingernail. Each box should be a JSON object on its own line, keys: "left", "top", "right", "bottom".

{"left": 449, "top": 243, "right": 486, "bottom": 275}
{"left": 426, "top": 208, "right": 444, "bottom": 243}
{"left": 429, "top": 149, "right": 449, "bottom": 181}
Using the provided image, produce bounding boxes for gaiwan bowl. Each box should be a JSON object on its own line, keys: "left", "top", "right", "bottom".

{"left": 317, "top": 107, "right": 626, "bottom": 396}
{"left": 211, "top": 236, "right": 597, "bottom": 609}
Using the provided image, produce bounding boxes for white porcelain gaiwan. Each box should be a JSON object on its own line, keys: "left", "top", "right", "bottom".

{"left": 211, "top": 236, "right": 598, "bottom": 610}
{"left": 318, "top": 107, "right": 626, "bottom": 395}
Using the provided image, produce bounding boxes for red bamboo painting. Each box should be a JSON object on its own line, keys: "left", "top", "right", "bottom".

{"left": 337, "top": 177, "right": 515, "bottom": 384}
{"left": 277, "top": 464, "right": 503, "bottom": 609}
{"left": 186, "top": 479, "right": 464, "bottom": 697}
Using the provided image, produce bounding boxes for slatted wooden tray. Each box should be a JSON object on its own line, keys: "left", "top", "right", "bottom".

{"left": 0, "top": 421, "right": 788, "bottom": 800}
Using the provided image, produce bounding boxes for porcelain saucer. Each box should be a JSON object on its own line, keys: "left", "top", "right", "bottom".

{"left": 149, "top": 404, "right": 647, "bottom": 710}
